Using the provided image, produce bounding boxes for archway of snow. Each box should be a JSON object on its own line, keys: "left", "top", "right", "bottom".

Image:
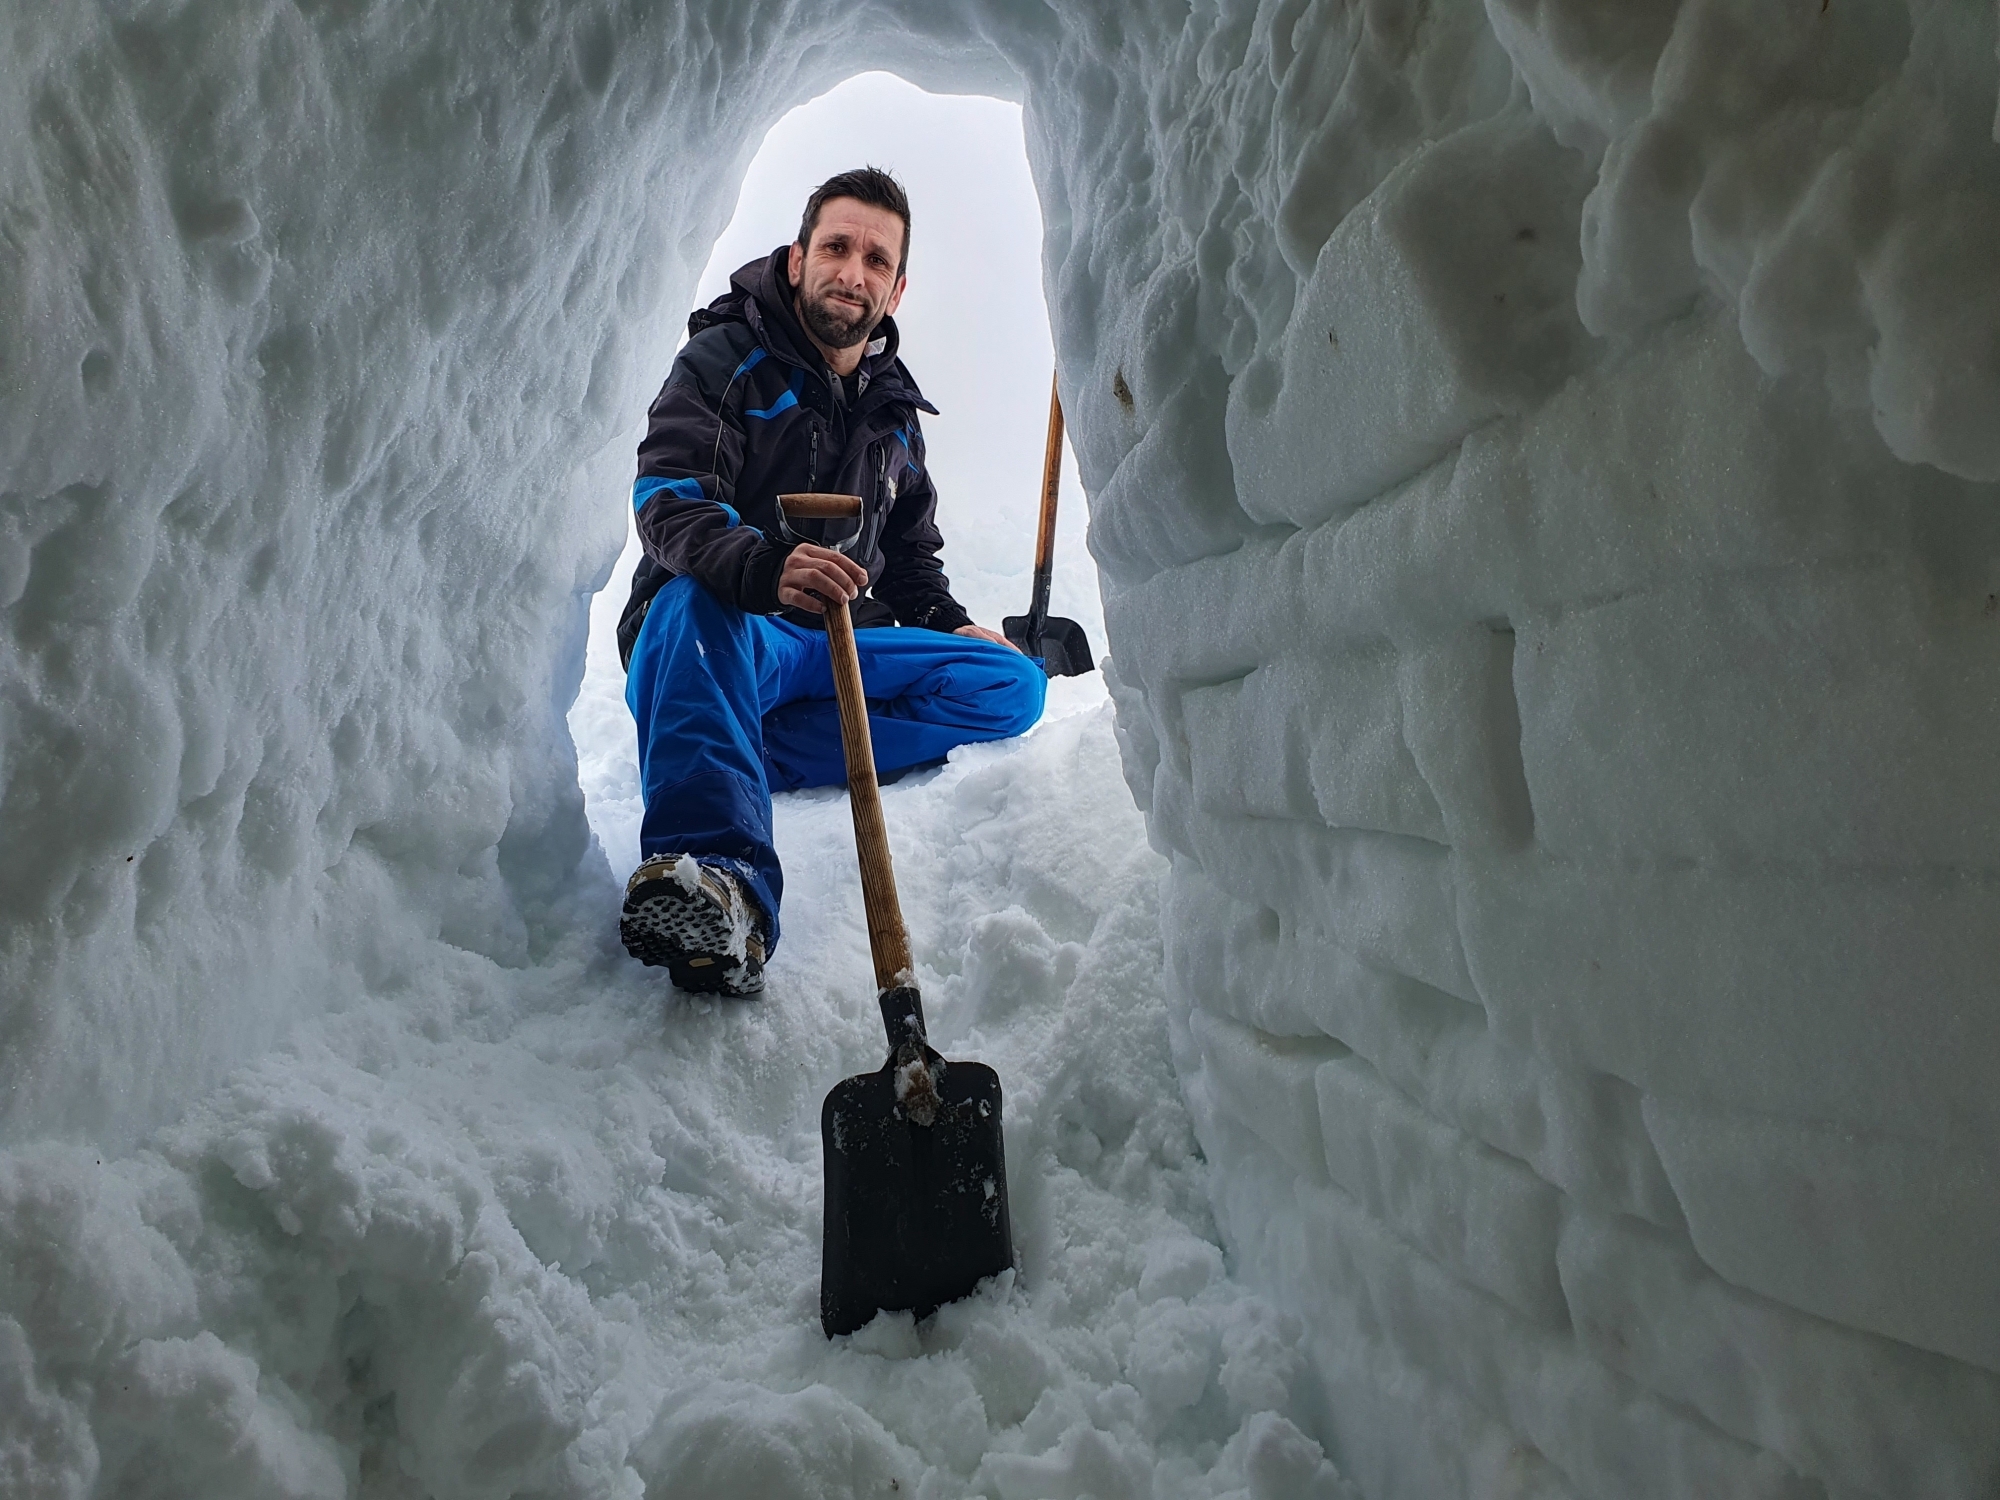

{"left": 7, "top": 1, "right": 2000, "bottom": 1497}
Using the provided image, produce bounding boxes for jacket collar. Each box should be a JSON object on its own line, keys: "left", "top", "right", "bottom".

{"left": 721, "top": 247, "right": 937, "bottom": 415}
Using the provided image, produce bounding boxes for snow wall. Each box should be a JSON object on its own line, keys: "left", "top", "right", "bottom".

{"left": 5, "top": 0, "right": 2000, "bottom": 1495}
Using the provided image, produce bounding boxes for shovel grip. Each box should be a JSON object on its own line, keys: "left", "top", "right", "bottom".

{"left": 823, "top": 594, "right": 914, "bottom": 992}
{"left": 779, "top": 491, "right": 863, "bottom": 519}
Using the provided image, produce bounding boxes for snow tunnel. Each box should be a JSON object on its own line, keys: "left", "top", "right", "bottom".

{"left": 4, "top": 2, "right": 2000, "bottom": 1496}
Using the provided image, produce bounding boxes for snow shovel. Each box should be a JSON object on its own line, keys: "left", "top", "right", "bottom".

{"left": 777, "top": 493, "right": 1015, "bottom": 1339}
{"left": 1003, "top": 373, "right": 1095, "bottom": 676}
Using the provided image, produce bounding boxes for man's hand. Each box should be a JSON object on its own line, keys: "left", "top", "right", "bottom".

{"left": 955, "top": 623, "right": 1022, "bottom": 652}
{"left": 778, "top": 543, "right": 869, "bottom": 614}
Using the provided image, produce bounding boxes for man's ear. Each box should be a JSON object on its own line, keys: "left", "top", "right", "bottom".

{"left": 788, "top": 240, "right": 804, "bottom": 286}
{"left": 885, "top": 273, "right": 906, "bottom": 317}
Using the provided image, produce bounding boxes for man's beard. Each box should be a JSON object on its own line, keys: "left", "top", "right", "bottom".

{"left": 797, "top": 286, "right": 879, "bottom": 351}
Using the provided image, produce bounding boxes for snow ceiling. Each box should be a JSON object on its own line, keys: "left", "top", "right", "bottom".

{"left": 4, "top": 0, "right": 2000, "bottom": 1496}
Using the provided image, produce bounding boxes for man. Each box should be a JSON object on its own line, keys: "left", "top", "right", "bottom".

{"left": 615, "top": 167, "right": 1046, "bottom": 997}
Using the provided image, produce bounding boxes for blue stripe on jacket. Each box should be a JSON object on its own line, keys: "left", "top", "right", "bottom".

{"left": 746, "top": 368, "right": 805, "bottom": 421}
{"left": 633, "top": 475, "right": 739, "bottom": 527}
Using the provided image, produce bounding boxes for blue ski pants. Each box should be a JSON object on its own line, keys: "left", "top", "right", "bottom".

{"left": 626, "top": 574, "right": 1047, "bottom": 952}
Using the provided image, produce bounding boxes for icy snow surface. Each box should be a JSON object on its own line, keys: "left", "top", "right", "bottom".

{"left": 4, "top": 676, "right": 1350, "bottom": 1498}
{"left": 1, "top": 41, "right": 1345, "bottom": 1499}
{"left": 8, "top": 0, "right": 2000, "bottom": 1497}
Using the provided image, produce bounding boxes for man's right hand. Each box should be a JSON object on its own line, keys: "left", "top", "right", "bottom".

{"left": 777, "top": 542, "right": 870, "bottom": 614}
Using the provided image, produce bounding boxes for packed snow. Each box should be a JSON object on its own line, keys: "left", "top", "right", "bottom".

{"left": 7, "top": 1, "right": 2000, "bottom": 1497}
{"left": 1, "top": 674, "right": 1352, "bottom": 1498}
{"left": 2, "top": 64, "right": 1345, "bottom": 1500}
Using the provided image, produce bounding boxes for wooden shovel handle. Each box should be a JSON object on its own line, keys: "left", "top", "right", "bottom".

{"left": 1034, "top": 374, "right": 1064, "bottom": 574}
{"left": 780, "top": 492, "right": 863, "bottom": 519}
{"left": 823, "top": 595, "right": 913, "bottom": 992}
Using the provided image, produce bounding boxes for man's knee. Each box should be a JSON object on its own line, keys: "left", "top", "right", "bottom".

{"left": 660, "top": 572, "right": 739, "bottom": 627}
{"left": 990, "top": 647, "right": 1048, "bottom": 737}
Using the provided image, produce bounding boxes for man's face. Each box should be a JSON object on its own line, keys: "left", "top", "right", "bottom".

{"left": 788, "top": 197, "right": 907, "bottom": 353}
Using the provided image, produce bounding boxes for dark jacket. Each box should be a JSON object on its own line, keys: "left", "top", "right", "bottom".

{"left": 616, "top": 247, "right": 971, "bottom": 667}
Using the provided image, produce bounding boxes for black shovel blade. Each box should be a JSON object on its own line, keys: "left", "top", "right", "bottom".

{"left": 820, "top": 1053, "right": 1013, "bottom": 1337}
{"left": 1002, "top": 614, "right": 1095, "bottom": 678}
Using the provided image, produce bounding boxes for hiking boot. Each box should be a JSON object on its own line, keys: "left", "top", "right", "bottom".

{"left": 620, "top": 854, "right": 767, "bottom": 997}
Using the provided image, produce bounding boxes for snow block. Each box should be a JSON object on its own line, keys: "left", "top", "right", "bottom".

{"left": 1642, "top": 1099, "right": 2000, "bottom": 1374}
{"left": 1565, "top": 0, "right": 2000, "bottom": 480}
{"left": 1209, "top": 1104, "right": 1956, "bottom": 1499}
{"left": 1208, "top": 1128, "right": 1591, "bottom": 1500}
{"left": 1100, "top": 528, "right": 1305, "bottom": 699}
{"left": 1101, "top": 653, "right": 1162, "bottom": 820}
{"left": 1204, "top": 1126, "right": 1818, "bottom": 1500}
{"left": 1176, "top": 625, "right": 1528, "bottom": 854}
{"left": 1456, "top": 849, "right": 2000, "bottom": 1144}
{"left": 1515, "top": 562, "right": 2000, "bottom": 869}
{"left": 1186, "top": 1008, "right": 1339, "bottom": 1185}
{"left": 1227, "top": 109, "right": 1595, "bottom": 531}
{"left": 1286, "top": 1183, "right": 1819, "bottom": 1500}
{"left": 1301, "top": 1317, "right": 1585, "bottom": 1500}
{"left": 1166, "top": 862, "right": 1685, "bottom": 1229}
{"left": 1483, "top": 0, "right": 1675, "bottom": 153}
{"left": 1106, "top": 5, "right": 2000, "bottom": 1488}
{"left": 1087, "top": 350, "right": 1258, "bottom": 585}
{"left": 1557, "top": 1206, "right": 2000, "bottom": 1497}
{"left": 1154, "top": 784, "right": 1474, "bottom": 1005}
{"left": 1314, "top": 1054, "right": 1567, "bottom": 1327}
{"left": 1181, "top": 645, "right": 1447, "bottom": 842}
{"left": 1392, "top": 626, "right": 1534, "bottom": 854}
{"left": 1300, "top": 308, "right": 1975, "bottom": 645}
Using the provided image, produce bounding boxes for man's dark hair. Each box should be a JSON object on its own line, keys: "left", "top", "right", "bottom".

{"left": 797, "top": 167, "right": 911, "bottom": 278}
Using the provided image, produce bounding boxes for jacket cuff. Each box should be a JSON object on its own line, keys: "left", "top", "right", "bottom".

{"left": 739, "top": 541, "right": 791, "bottom": 615}
{"left": 912, "top": 600, "right": 973, "bottom": 634}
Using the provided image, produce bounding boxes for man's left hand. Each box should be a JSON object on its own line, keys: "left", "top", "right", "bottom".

{"left": 955, "top": 623, "right": 1021, "bottom": 652}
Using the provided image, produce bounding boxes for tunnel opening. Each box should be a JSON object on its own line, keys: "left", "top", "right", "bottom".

{"left": 568, "top": 70, "right": 1102, "bottom": 873}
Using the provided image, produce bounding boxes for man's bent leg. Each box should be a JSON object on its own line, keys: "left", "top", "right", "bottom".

{"left": 761, "top": 627, "right": 1048, "bottom": 790}
{"left": 625, "top": 575, "right": 789, "bottom": 948}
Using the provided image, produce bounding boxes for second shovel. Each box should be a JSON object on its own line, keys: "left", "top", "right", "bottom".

{"left": 1003, "top": 373, "right": 1094, "bottom": 676}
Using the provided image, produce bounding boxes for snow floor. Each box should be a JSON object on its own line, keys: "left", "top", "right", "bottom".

{"left": 5, "top": 550, "right": 1346, "bottom": 1500}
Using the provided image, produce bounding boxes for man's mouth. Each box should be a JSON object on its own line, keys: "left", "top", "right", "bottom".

{"left": 799, "top": 285, "right": 875, "bottom": 350}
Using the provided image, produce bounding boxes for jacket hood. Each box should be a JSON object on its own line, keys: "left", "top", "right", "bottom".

{"left": 698, "top": 247, "right": 933, "bottom": 411}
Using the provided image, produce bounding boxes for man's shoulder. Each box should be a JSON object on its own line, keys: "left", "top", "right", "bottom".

{"left": 671, "top": 317, "right": 763, "bottom": 390}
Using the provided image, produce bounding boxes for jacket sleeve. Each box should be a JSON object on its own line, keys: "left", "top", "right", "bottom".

{"left": 632, "top": 337, "right": 790, "bottom": 615}
{"left": 872, "top": 423, "right": 973, "bottom": 633}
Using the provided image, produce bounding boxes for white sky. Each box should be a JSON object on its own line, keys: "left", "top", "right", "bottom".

{"left": 660, "top": 71, "right": 1097, "bottom": 638}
